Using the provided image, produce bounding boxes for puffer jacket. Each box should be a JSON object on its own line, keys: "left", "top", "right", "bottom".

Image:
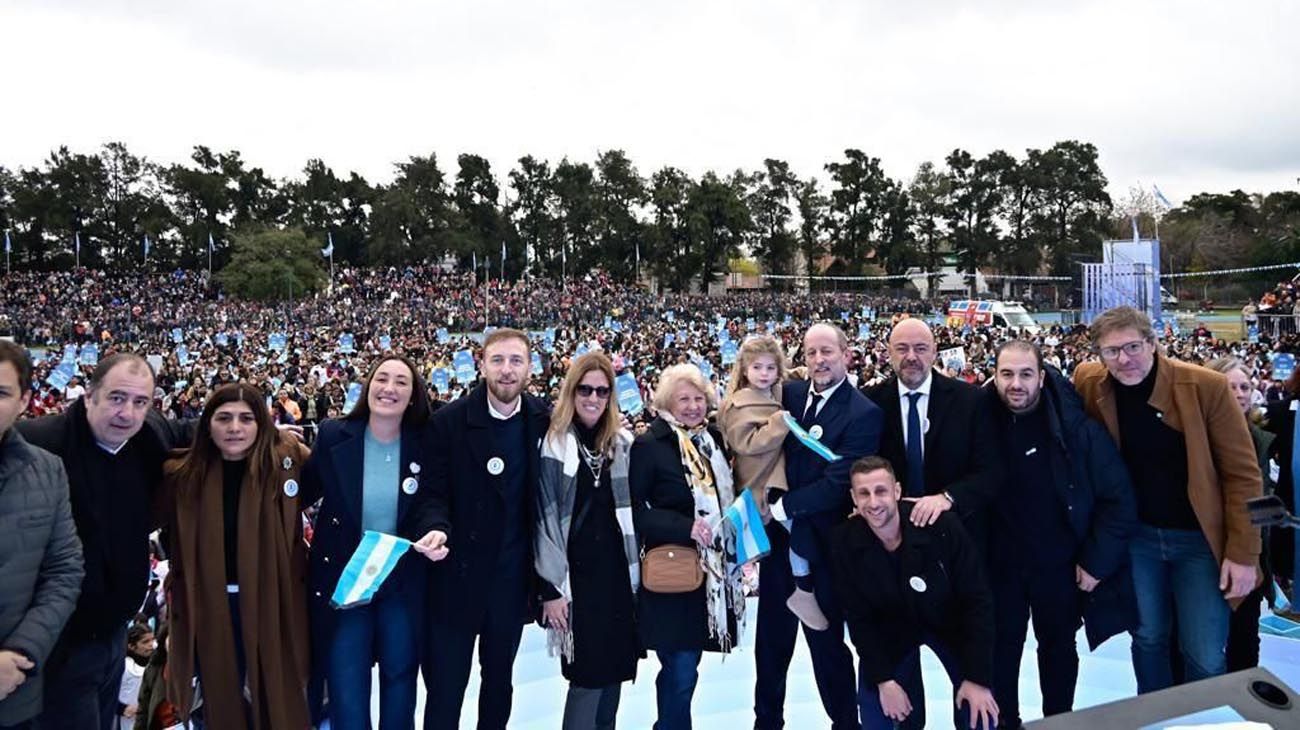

{"left": 0, "top": 428, "right": 84, "bottom": 726}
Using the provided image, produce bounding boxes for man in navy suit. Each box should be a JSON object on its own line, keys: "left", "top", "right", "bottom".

{"left": 421, "top": 328, "right": 551, "bottom": 730}
{"left": 755, "top": 322, "right": 884, "bottom": 730}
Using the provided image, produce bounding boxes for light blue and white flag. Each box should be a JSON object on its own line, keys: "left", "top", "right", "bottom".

{"left": 721, "top": 489, "right": 771, "bottom": 566}
{"left": 1153, "top": 185, "right": 1173, "bottom": 210}
{"left": 3, "top": 230, "right": 10, "bottom": 254}
{"left": 330, "top": 530, "right": 413, "bottom": 609}
{"left": 208, "top": 232, "right": 216, "bottom": 253}
{"left": 782, "top": 412, "right": 842, "bottom": 461}
{"left": 322, "top": 232, "right": 335, "bottom": 257}
{"left": 342, "top": 382, "right": 363, "bottom": 415}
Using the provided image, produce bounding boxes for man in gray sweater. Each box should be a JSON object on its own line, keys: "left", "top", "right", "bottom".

{"left": 0, "top": 341, "right": 84, "bottom": 730}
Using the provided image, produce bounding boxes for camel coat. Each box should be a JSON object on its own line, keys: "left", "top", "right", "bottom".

{"left": 163, "top": 437, "right": 312, "bottom": 730}
{"left": 1073, "top": 353, "right": 1262, "bottom": 604}
{"left": 719, "top": 384, "right": 789, "bottom": 496}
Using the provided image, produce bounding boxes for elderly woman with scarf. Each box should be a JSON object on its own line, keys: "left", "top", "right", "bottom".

{"left": 631, "top": 363, "right": 744, "bottom": 730}
{"left": 535, "top": 353, "right": 642, "bottom": 730}
{"left": 161, "top": 383, "right": 312, "bottom": 730}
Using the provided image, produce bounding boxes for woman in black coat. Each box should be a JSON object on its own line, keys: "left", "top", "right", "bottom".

{"left": 535, "top": 353, "right": 642, "bottom": 730}
{"left": 631, "top": 364, "right": 743, "bottom": 730}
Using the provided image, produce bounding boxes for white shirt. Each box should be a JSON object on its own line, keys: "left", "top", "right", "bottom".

{"left": 803, "top": 377, "right": 846, "bottom": 420}
{"left": 773, "top": 377, "right": 848, "bottom": 524}
{"left": 118, "top": 657, "right": 146, "bottom": 730}
{"left": 897, "top": 372, "right": 933, "bottom": 457}
{"left": 488, "top": 397, "right": 522, "bottom": 420}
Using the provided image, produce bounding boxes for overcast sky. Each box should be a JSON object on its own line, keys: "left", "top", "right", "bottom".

{"left": 2, "top": 0, "right": 1297, "bottom": 205}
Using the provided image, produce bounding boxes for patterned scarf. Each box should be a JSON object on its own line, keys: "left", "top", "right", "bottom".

{"left": 661, "top": 413, "right": 746, "bottom": 652}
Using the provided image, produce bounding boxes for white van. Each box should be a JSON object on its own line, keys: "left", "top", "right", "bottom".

{"left": 946, "top": 300, "right": 1042, "bottom": 334}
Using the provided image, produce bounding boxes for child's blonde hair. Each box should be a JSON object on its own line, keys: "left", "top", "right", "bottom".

{"left": 725, "top": 335, "right": 788, "bottom": 397}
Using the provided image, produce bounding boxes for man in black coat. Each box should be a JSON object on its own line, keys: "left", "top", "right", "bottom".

{"left": 421, "top": 328, "right": 551, "bottom": 730}
{"left": 988, "top": 341, "right": 1138, "bottom": 727}
{"left": 863, "top": 318, "right": 1002, "bottom": 727}
{"left": 0, "top": 342, "right": 84, "bottom": 730}
{"left": 17, "top": 353, "right": 192, "bottom": 730}
{"left": 832, "top": 456, "right": 1000, "bottom": 730}
{"left": 756, "top": 323, "right": 883, "bottom": 730}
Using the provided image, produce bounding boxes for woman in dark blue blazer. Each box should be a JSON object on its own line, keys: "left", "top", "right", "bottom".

{"left": 300, "top": 355, "right": 446, "bottom": 730}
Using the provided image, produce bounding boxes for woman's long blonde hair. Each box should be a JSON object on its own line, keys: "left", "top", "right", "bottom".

{"left": 548, "top": 352, "right": 623, "bottom": 453}
{"left": 725, "top": 335, "right": 788, "bottom": 397}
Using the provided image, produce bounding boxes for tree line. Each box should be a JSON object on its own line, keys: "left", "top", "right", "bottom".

{"left": 1, "top": 141, "right": 1297, "bottom": 294}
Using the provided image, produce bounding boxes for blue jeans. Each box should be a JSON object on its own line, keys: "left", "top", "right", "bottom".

{"left": 326, "top": 589, "right": 423, "bottom": 730}
{"left": 858, "top": 634, "right": 976, "bottom": 730}
{"left": 1129, "top": 525, "right": 1229, "bottom": 693}
{"left": 653, "top": 650, "right": 702, "bottom": 730}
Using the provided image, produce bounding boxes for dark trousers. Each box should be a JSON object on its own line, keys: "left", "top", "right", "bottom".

{"left": 562, "top": 683, "right": 622, "bottom": 730}
{"left": 422, "top": 579, "right": 525, "bottom": 730}
{"left": 327, "top": 588, "right": 423, "bottom": 730}
{"left": 753, "top": 521, "right": 859, "bottom": 730}
{"left": 860, "top": 634, "right": 977, "bottom": 730}
{"left": 0, "top": 722, "right": 33, "bottom": 730}
{"left": 653, "top": 650, "right": 701, "bottom": 730}
{"left": 34, "top": 626, "right": 127, "bottom": 730}
{"left": 992, "top": 563, "right": 1082, "bottom": 727}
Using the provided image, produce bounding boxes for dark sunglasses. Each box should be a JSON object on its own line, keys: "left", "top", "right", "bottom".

{"left": 575, "top": 384, "right": 612, "bottom": 398}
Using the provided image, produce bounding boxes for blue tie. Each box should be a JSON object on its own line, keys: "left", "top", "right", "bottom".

{"left": 905, "top": 392, "right": 925, "bottom": 497}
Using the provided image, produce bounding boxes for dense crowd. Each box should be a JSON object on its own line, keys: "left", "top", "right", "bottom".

{"left": 4, "top": 268, "right": 1293, "bottom": 429}
{"left": 1, "top": 268, "right": 1297, "bottom": 730}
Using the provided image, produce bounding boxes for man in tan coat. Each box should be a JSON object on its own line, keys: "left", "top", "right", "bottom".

{"left": 1072, "top": 306, "right": 1261, "bottom": 694}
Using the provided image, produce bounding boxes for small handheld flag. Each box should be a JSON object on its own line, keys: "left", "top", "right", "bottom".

{"left": 721, "top": 490, "right": 771, "bottom": 566}
{"left": 330, "top": 530, "right": 413, "bottom": 608}
{"left": 782, "top": 413, "right": 842, "bottom": 461}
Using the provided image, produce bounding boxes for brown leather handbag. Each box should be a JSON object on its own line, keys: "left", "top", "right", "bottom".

{"left": 641, "top": 544, "right": 704, "bottom": 593}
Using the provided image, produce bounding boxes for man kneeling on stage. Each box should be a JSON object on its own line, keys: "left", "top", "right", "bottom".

{"left": 832, "top": 456, "right": 999, "bottom": 730}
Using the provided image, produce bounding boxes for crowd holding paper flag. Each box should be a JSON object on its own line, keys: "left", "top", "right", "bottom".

{"left": 330, "top": 531, "right": 413, "bottom": 609}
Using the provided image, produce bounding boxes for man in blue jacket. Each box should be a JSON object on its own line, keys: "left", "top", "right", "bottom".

{"left": 988, "top": 340, "right": 1137, "bottom": 727}
{"left": 757, "top": 322, "right": 883, "bottom": 730}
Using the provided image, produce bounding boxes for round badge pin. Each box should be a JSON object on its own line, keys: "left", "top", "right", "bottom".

{"left": 283, "top": 479, "right": 300, "bottom": 498}
{"left": 809, "top": 425, "right": 824, "bottom": 440}
{"left": 402, "top": 477, "right": 419, "bottom": 495}
{"left": 409, "top": 462, "right": 421, "bottom": 475}
{"left": 909, "top": 575, "right": 927, "bottom": 593}
{"left": 487, "top": 457, "right": 505, "bottom": 476}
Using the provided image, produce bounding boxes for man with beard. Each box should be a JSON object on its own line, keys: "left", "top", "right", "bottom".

{"left": 988, "top": 341, "right": 1136, "bottom": 727}
{"left": 863, "top": 318, "right": 1002, "bottom": 727}
{"left": 422, "top": 328, "right": 551, "bottom": 730}
{"left": 756, "top": 322, "right": 882, "bottom": 730}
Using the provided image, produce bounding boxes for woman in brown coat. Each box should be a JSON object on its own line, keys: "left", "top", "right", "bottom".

{"left": 162, "top": 383, "right": 312, "bottom": 730}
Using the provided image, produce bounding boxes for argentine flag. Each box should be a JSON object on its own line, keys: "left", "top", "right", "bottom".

{"left": 723, "top": 490, "right": 771, "bottom": 566}
{"left": 330, "top": 530, "right": 412, "bottom": 609}
{"left": 782, "top": 413, "right": 842, "bottom": 462}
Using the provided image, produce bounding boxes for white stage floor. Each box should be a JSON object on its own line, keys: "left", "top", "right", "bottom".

{"left": 368, "top": 599, "right": 1300, "bottom": 728}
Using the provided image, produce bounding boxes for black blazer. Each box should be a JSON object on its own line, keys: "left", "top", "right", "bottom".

{"left": 630, "top": 417, "right": 736, "bottom": 652}
{"left": 425, "top": 384, "right": 551, "bottom": 630}
{"left": 831, "top": 503, "right": 995, "bottom": 688}
{"left": 864, "top": 372, "right": 1003, "bottom": 545}
{"left": 780, "top": 378, "right": 884, "bottom": 529}
{"left": 301, "top": 417, "right": 438, "bottom": 626}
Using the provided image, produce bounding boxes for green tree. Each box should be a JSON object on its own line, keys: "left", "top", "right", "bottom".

{"left": 217, "top": 227, "right": 328, "bottom": 300}
{"left": 508, "top": 155, "right": 561, "bottom": 278}
{"left": 647, "top": 166, "right": 696, "bottom": 292}
{"left": 943, "top": 149, "right": 1003, "bottom": 292}
{"left": 1025, "top": 141, "right": 1111, "bottom": 274}
{"left": 908, "top": 161, "right": 950, "bottom": 292}
{"left": 552, "top": 159, "right": 597, "bottom": 278}
{"left": 593, "top": 150, "right": 648, "bottom": 281}
{"left": 686, "top": 171, "right": 751, "bottom": 286}
{"left": 749, "top": 159, "right": 799, "bottom": 282}
{"left": 369, "top": 153, "right": 455, "bottom": 265}
{"left": 825, "top": 149, "right": 892, "bottom": 273}
{"left": 794, "top": 176, "right": 829, "bottom": 278}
